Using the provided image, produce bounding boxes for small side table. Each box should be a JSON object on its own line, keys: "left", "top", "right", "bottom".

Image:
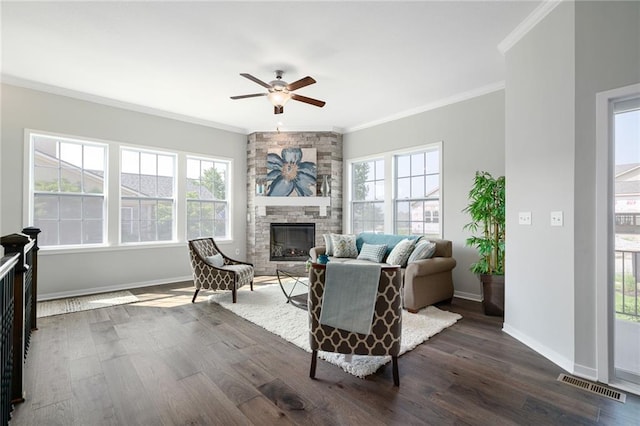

{"left": 276, "top": 269, "right": 309, "bottom": 310}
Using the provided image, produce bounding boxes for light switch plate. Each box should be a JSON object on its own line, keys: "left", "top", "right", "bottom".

{"left": 518, "top": 211, "right": 532, "bottom": 225}
{"left": 551, "top": 211, "right": 563, "bottom": 226}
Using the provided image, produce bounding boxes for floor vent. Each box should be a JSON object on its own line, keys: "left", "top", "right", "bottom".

{"left": 557, "top": 374, "right": 626, "bottom": 403}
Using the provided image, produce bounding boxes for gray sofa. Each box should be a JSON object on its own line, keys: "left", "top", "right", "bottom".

{"left": 309, "top": 233, "right": 456, "bottom": 313}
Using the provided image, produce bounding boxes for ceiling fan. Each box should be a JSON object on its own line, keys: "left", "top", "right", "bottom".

{"left": 230, "top": 70, "right": 326, "bottom": 114}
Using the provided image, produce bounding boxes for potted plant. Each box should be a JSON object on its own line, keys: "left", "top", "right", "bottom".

{"left": 463, "top": 171, "right": 506, "bottom": 316}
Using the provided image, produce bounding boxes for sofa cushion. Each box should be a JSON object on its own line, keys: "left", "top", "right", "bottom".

{"left": 356, "top": 233, "right": 420, "bottom": 258}
{"left": 357, "top": 243, "right": 388, "bottom": 263}
{"left": 386, "top": 238, "right": 416, "bottom": 267}
{"left": 331, "top": 234, "right": 358, "bottom": 258}
{"left": 407, "top": 241, "right": 437, "bottom": 263}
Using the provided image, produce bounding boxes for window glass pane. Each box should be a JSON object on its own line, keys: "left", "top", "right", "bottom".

{"left": 375, "top": 181, "right": 384, "bottom": 200}
{"left": 60, "top": 142, "right": 82, "bottom": 168}
{"left": 84, "top": 145, "right": 104, "bottom": 172}
{"left": 186, "top": 179, "right": 200, "bottom": 199}
{"left": 411, "top": 176, "right": 424, "bottom": 198}
{"left": 59, "top": 196, "right": 82, "bottom": 219}
{"left": 34, "top": 167, "right": 59, "bottom": 191}
{"left": 140, "top": 152, "right": 157, "bottom": 176}
{"left": 122, "top": 199, "right": 140, "bottom": 220}
{"left": 59, "top": 220, "right": 82, "bottom": 245}
{"left": 397, "top": 177, "right": 410, "bottom": 199}
{"left": 84, "top": 220, "right": 103, "bottom": 244}
{"left": 397, "top": 155, "right": 410, "bottom": 177}
{"left": 157, "top": 200, "right": 173, "bottom": 222}
{"left": 157, "top": 219, "right": 172, "bottom": 241}
{"left": 83, "top": 197, "right": 103, "bottom": 219}
{"left": 375, "top": 160, "right": 384, "bottom": 179}
{"left": 426, "top": 150, "right": 439, "bottom": 173}
{"left": 396, "top": 201, "right": 410, "bottom": 221}
{"left": 364, "top": 182, "right": 375, "bottom": 201}
{"left": 60, "top": 167, "right": 82, "bottom": 192}
{"left": 122, "top": 150, "right": 139, "bottom": 174}
{"left": 426, "top": 175, "right": 439, "bottom": 196}
{"left": 157, "top": 155, "right": 174, "bottom": 177}
{"left": 35, "top": 220, "right": 58, "bottom": 246}
{"left": 83, "top": 171, "right": 103, "bottom": 194}
{"left": 140, "top": 199, "right": 157, "bottom": 220}
{"left": 34, "top": 195, "right": 58, "bottom": 219}
{"left": 187, "top": 159, "right": 200, "bottom": 179}
{"left": 33, "top": 137, "right": 58, "bottom": 166}
{"left": 122, "top": 221, "right": 139, "bottom": 243}
{"left": 411, "top": 153, "right": 425, "bottom": 175}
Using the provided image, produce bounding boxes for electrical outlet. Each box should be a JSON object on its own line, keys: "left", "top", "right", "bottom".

{"left": 518, "top": 212, "right": 532, "bottom": 225}
{"left": 551, "top": 211, "right": 563, "bottom": 227}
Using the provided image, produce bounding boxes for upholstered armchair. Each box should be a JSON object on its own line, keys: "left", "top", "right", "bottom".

{"left": 188, "top": 237, "right": 254, "bottom": 303}
{"left": 308, "top": 263, "right": 402, "bottom": 386}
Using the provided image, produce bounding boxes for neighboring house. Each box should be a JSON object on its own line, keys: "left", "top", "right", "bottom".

{"left": 615, "top": 164, "right": 640, "bottom": 235}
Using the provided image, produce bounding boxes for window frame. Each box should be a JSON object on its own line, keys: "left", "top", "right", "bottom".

{"left": 185, "top": 155, "right": 231, "bottom": 240}
{"left": 350, "top": 157, "right": 386, "bottom": 234}
{"left": 27, "top": 131, "right": 108, "bottom": 248}
{"left": 346, "top": 141, "right": 443, "bottom": 237}
{"left": 119, "top": 146, "right": 177, "bottom": 245}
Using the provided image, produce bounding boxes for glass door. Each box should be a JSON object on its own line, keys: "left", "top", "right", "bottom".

{"left": 612, "top": 97, "right": 640, "bottom": 386}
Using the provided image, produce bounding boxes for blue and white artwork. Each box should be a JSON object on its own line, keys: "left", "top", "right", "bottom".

{"left": 266, "top": 147, "right": 317, "bottom": 197}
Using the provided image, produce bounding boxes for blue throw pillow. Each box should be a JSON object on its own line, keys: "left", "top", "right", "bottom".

{"left": 357, "top": 243, "right": 388, "bottom": 263}
{"left": 323, "top": 233, "right": 334, "bottom": 256}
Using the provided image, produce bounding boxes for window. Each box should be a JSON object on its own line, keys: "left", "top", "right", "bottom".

{"left": 351, "top": 159, "right": 385, "bottom": 234}
{"left": 120, "top": 148, "right": 176, "bottom": 243}
{"left": 394, "top": 148, "right": 440, "bottom": 237}
{"left": 186, "top": 157, "right": 229, "bottom": 239}
{"left": 30, "top": 133, "right": 106, "bottom": 247}
{"left": 347, "top": 143, "right": 442, "bottom": 237}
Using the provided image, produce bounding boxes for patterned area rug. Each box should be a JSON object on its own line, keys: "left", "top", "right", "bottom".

{"left": 37, "top": 290, "right": 139, "bottom": 318}
{"left": 208, "top": 283, "right": 461, "bottom": 378}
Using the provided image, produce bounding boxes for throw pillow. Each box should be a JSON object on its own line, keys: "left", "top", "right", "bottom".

{"left": 407, "top": 240, "right": 437, "bottom": 263}
{"left": 205, "top": 253, "right": 224, "bottom": 267}
{"left": 357, "top": 243, "right": 388, "bottom": 263}
{"left": 386, "top": 238, "right": 416, "bottom": 267}
{"left": 323, "top": 233, "right": 334, "bottom": 256}
{"left": 331, "top": 234, "right": 358, "bottom": 258}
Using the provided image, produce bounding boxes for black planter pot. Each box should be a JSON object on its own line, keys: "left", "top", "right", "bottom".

{"left": 480, "top": 274, "right": 504, "bottom": 316}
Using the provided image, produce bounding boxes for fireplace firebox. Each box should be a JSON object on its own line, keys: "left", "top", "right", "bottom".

{"left": 270, "top": 223, "right": 315, "bottom": 261}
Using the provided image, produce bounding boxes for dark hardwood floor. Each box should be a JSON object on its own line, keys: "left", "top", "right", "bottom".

{"left": 10, "top": 279, "right": 640, "bottom": 425}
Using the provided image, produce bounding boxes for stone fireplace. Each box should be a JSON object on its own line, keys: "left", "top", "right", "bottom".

{"left": 247, "top": 131, "right": 343, "bottom": 275}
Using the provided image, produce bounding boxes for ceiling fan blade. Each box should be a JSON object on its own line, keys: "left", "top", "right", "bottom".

{"left": 274, "top": 105, "right": 284, "bottom": 114}
{"left": 286, "top": 76, "right": 316, "bottom": 91}
{"left": 291, "top": 93, "right": 326, "bottom": 108}
{"left": 230, "top": 93, "right": 267, "bottom": 100}
{"left": 240, "top": 73, "right": 272, "bottom": 89}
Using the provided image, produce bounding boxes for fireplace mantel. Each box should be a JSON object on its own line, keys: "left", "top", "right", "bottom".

{"left": 254, "top": 196, "right": 331, "bottom": 216}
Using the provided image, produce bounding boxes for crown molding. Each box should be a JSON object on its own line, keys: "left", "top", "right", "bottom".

{"left": 0, "top": 74, "right": 248, "bottom": 134}
{"left": 344, "top": 81, "right": 505, "bottom": 134}
{"left": 498, "top": 0, "right": 563, "bottom": 55}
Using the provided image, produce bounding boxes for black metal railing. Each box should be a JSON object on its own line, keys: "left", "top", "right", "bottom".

{"left": 615, "top": 249, "right": 640, "bottom": 321}
{"left": 0, "top": 253, "right": 19, "bottom": 426}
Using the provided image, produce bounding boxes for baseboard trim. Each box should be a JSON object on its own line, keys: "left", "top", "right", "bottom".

{"left": 573, "top": 364, "right": 598, "bottom": 382}
{"left": 502, "top": 323, "right": 574, "bottom": 373}
{"left": 454, "top": 290, "right": 483, "bottom": 302}
{"left": 38, "top": 275, "right": 193, "bottom": 301}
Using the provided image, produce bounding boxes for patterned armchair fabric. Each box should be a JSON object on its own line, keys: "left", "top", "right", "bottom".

{"left": 308, "top": 263, "right": 402, "bottom": 386}
{"left": 188, "top": 238, "right": 254, "bottom": 303}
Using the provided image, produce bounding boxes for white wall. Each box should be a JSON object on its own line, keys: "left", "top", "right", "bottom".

{"left": 504, "top": 1, "right": 576, "bottom": 371}
{"left": 1, "top": 84, "right": 247, "bottom": 299}
{"left": 343, "top": 90, "right": 505, "bottom": 299}
{"left": 504, "top": 1, "right": 640, "bottom": 376}
{"left": 573, "top": 1, "right": 640, "bottom": 375}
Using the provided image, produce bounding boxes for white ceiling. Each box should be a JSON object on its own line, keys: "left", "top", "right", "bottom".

{"left": 1, "top": 1, "right": 541, "bottom": 134}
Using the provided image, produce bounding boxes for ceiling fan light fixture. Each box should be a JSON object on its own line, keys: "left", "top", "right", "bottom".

{"left": 268, "top": 90, "right": 291, "bottom": 107}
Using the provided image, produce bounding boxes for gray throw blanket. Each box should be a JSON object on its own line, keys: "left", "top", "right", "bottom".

{"left": 319, "top": 263, "right": 382, "bottom": 335}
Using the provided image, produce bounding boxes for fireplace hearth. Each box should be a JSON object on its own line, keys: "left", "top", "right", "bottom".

{"left": 270, "top": 223, "right": 315, "bottom": 262}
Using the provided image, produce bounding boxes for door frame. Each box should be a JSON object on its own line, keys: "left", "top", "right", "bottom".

{"left": 595, "top": 82, "right": 640, "bottom": 391}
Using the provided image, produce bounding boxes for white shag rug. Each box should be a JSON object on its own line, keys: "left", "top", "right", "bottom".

{"left": 37, "top": 290, "right": 139, "bottom": 318}
{"left": 208, "top": 283, "right": 461, "bottom": 378}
